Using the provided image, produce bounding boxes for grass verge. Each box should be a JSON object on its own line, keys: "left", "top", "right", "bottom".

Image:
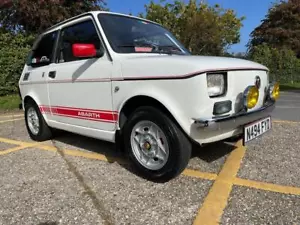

{"left": 280, "top": 83, "right": 300, "bottom": 91}
{"left": 0, "top": 94, "right": 21, "bottom": 110}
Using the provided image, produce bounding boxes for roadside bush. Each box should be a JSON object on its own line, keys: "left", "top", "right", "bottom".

{"left": 249, "top": 43, "right": 300, "bottom": 84}
{"left": 0, "top": 31, "right": 35, "bottom": 96}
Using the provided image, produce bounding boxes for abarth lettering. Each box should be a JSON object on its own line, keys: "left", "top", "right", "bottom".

{"left": 78, "top": 112, "right": 101, "bottom": 119}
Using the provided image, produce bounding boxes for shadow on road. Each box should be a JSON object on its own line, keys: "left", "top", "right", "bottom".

{"left": 191, "top": 141, "right": 237, "bottom": 163}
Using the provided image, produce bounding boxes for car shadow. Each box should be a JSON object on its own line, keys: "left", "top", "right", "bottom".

{"left": 190, "top": 140, "right": 237, "bottom": 163}
{"left": 72, "top": 58, "right": 98, "bottom": 81}
{"left": 52, "top": 130, "right": 126, "bottom": 165}
{"left": 51, "top": 130, "right": 237, "bottom": 181}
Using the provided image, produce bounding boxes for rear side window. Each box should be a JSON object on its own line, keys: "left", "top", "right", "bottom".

{"left": 29, "top": 31, "right": 58, "bottom": 67}
{"left": 57, "top": 19, "right": 101, "bottom": 63}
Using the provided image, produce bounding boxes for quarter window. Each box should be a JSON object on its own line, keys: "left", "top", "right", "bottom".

{"left": 29, "top": 31, "right": 58, "bottom": 66}
{"left": 57, "top": 19, "right": 101, "bottom": 63}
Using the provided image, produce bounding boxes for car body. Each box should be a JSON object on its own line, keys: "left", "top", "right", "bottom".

{"left": 18, "top": 11, "right": 279, "bottom": 181}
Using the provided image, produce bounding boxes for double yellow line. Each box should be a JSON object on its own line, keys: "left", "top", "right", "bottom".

{"left": 0, "top": 114, "right": 23, "bottom": 124}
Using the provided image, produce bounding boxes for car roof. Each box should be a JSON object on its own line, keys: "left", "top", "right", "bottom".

{"left": 44, "top": 11, "right": 160, "bottom": 33}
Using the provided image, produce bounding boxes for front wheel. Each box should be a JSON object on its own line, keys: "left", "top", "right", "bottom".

{"left": 123, "top": 106, "right": 192, "bottom": 182}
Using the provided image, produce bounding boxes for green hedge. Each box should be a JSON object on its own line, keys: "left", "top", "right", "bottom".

{"left": 249, "top": 44, "right": 300, "bottom": 84}
{"left": 0, "top": 31, "right": 35, "bottom": 96}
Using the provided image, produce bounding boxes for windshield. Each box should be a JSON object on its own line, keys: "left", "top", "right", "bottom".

{"left": 97, "top": 13, "right": 190, "bottom": 55}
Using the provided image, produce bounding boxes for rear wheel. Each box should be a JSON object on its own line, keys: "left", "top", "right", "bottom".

{"left": 123, "top": 106, "right": 192, "bottom": 181}
{"left": 24, "top": 100, "right": 53, "bottom": 141}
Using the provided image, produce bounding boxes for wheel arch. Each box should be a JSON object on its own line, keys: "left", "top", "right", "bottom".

{"left": 24, "top": 95, "right": 37, "bottom": 105}
{"left": 117, "top": 95, "right": 190, "bottom": 137}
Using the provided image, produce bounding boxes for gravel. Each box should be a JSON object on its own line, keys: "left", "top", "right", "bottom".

{"left": 1, "top": 114, "right": 300, "bottom": 224}
{"left": 222, "top": 186, "right": 300, "bottom": 224}
{"left": 238, "top": 123, "right": 300, "bottom": 187}
{"left": 0, "top": 150, "right": 107, "bottom": 225}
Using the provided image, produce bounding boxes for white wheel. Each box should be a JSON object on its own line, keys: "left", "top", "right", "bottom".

{"left": 27, "top": 107, "right": 40, "bottom": 135}
{"left": 123, "top": 106, "right": 192, "bottom": 181}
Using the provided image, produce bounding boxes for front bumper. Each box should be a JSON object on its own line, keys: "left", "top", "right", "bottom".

{"left": 190, "top": 100, "right": 276, "bottom": 143}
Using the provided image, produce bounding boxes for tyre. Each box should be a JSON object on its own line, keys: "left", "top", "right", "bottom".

{"left": 123, "top": 106, "right": 192, "bottom": 182}
{"left": 24, "top": 100, "right": 53, "bottom": 141}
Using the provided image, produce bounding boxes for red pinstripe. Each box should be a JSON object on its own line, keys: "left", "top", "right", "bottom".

{"left": 19, "top": 67, "right": 268, "bottom": 85}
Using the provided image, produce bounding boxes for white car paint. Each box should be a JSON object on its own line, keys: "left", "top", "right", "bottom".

{"left": 18, "top": 11, "right": 274, "bottom": 145}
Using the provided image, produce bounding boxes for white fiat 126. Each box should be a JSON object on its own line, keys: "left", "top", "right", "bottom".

{"left": 18, "top": 11, "right": 279, "bottom": 181}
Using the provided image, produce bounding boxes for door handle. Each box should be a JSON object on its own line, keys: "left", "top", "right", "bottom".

{"left": 48, "top": 71, "right": 56, "bottom": 79}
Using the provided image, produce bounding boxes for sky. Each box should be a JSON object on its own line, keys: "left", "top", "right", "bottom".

{"left": 106, "top": 0, "right": 276, "bottom": 53}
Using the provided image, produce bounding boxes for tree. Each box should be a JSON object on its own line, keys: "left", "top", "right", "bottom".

{"left": 248, "top": 0, "right": 300, "bottom": 57}
{"left": 0, "top": 0, "right": 107, "bottom": 34}
{"left": 140, "top": 0, "right": 245, "bottom": 56}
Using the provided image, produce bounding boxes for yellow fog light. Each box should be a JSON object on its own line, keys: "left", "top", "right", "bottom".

{"left": 244, "top": 86, "right": 259, "bottom": 109}
{"left": 271, "top": 82, "right": 280, "bottom": 100}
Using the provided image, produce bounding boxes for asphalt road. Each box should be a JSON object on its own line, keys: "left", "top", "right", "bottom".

{"left": 0, "top": 92, "right": 299, "bottom": 224}
{"left": 271, "top": 90, "right": 300, "bottom": 122}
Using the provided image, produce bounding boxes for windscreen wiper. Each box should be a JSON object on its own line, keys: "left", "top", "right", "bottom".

{"left": 117, "top": 45, "right": 184, "bottom": 55}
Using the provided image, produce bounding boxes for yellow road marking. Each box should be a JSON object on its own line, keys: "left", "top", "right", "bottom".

{"left": 0, "top": 118, "right": 24, "bottom": 124}
{"left": 0, "top": 114, "right": 23, "bottom": 119}
{"left": 273, "top": 120, "right": 300, "bottom": 124}
{"left": 183, "top": 169, "right": 217, "bottom": 181}
{"left": 0, "top": 137, "right": 35, "bottom": 146}
{"left": 1, "top": 136, "right": 300, "bottom": 201}
{"left": 193, "top": 140, "right": 246, "bottom": 225}
{"left": 234, "top": 178, "right": 300, "bottom": 196}
{"left": 0, "top": 143, "right": 41, "bottom": 156}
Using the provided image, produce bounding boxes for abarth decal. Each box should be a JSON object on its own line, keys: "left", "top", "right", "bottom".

{"left": 39, "top": 105, "right": 119, "bottom": 123}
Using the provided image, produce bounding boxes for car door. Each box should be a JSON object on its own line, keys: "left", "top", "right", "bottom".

{"left": 21, "top": 30, "right": 58, "bottom": 119}
{"left": 46, "top": 16, "right": 116, "bottom": 132}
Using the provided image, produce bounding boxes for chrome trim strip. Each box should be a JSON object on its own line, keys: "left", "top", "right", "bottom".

{"left": 192, "top": 100, "right": 276, "bottom": 127}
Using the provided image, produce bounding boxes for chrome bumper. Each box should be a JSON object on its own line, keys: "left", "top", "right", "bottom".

{"left": 192, "top": 100, "right": 276, "bottom": 130}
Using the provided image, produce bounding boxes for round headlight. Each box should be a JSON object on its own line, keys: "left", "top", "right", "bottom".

{"left": 244, "top": 86, "right": 259, "bottom": 109}
{"left": 271, "top": 82, "right": 280, "bottom": 100}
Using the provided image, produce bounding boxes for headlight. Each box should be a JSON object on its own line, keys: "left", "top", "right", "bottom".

{"left": 244, "top": 86, "right": 259, "bottom": 109}
{"left": 269, "top": 82, "right": 280, "bottom": 100}
{"left": 206, "top": 73, "right": 226, "bottom": 97}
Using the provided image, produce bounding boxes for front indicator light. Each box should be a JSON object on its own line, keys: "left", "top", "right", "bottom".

{"left": 244, "top": 86, "right": 259, "bottom": 109}
{"left": 213, "top": 100, "right": 232, "bottom": 115}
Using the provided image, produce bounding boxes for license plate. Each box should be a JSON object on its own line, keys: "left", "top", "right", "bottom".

{"left": 243, "top": 116, "right": 271, "bottom": 144}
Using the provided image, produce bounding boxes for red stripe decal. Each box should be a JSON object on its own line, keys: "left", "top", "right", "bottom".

{"left": 39, "top": 106, "right": 118, "bottom": 123}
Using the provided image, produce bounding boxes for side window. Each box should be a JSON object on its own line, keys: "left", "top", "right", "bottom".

{"left": 57, "top": 19, "right": 101, "bottom": 63}
{"left": 30, "top": 31, "right": 58, "bottom": 67}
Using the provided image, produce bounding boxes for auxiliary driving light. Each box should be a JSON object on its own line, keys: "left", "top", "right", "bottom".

{"left": 244, "top": 86, "right": 259, "bottom": 109}
{"left": 269, "top": 82, "right": 280, "bottom": 100}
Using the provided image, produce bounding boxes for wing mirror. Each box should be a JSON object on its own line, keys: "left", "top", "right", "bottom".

{"left": 72, "top": 43, "right": 104, "bottom": 58}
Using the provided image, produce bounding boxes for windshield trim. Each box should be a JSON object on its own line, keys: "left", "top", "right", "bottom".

{"left": 97, "top": 13, "right": 191, "bottom": 56}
